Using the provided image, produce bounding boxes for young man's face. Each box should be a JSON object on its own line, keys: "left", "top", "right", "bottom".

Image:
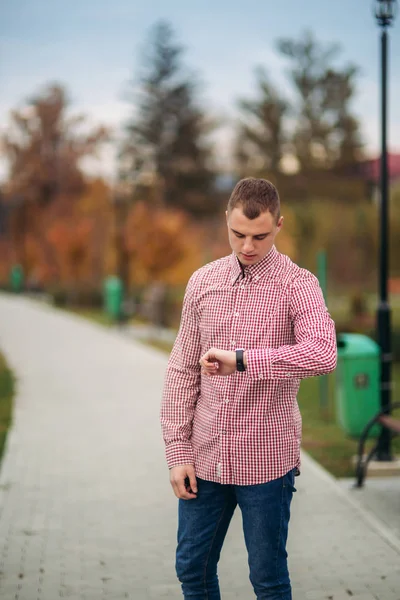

{"left": 226, "top": 206, "right": 283, "bottom": 266}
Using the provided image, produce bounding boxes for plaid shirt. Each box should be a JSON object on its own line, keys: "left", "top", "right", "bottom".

{"left": 161, "top": 246, "right": 337, "bottom": 485}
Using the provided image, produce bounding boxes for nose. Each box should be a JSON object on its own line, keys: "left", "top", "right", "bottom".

{"left": 242, "top": 238, "right": 255, "bottom": 253}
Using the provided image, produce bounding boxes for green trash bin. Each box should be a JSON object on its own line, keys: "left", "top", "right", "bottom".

{"left": 9, "top": 264, "right": 24, "bottom": 293}
{"left": 103, "top": 276, "right": 123, "bottom": 321}
{"left": 335, "top": 333, "right": 381, "bottom": 438}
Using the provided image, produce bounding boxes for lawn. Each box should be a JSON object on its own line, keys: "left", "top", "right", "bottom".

{"left": 0, "top": 352, "right": 14, "bottom": 465}
{"left": 67, "top": 307, "right": 116, "bottom": 327}
{"left": 299, "top": 367, "right": 400, "bottom": 478}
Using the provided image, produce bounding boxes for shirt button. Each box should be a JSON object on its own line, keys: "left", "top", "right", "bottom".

{"left": 234, "top": 312, "right": 240, "bottom": 317}
{"left": 221, "top": 430, "right": 227, "bottom": 435}
{"left": 231, "top": 341, "right": 236, "bottom": 347}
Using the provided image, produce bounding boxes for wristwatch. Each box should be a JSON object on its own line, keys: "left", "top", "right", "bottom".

{"left": 236, "top": 348, "right": 246, "bottom": 372}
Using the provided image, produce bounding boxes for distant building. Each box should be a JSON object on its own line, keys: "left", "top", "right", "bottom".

{"left": 362, "top": 152, "right": 400, "bottom": 185}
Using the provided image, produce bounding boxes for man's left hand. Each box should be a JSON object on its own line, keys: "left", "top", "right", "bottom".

{"left": 200, "top": 348, "right": 239, "bottom": 376}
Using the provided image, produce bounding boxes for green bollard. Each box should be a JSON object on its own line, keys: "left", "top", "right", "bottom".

{"left": 10, "top": 264, "right": 24, "bottom": 293}
{"left": 103, "top": 276, "right": 124, "bottom": 321}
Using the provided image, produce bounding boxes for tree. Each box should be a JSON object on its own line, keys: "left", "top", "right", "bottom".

{"left": 119, "top": 20, "right": 216, "bottom": 217}
{"left": 123, "top": 201, "right": 203, "bottom": 286}
{"left": 3, "top": 84, "right": 108, "bottom": 205}
{"left": 235, "top": 67, "right": 289, "bottom": 177}
{"left": 46, "top": 217, "right": 93, "bottom": 287}
{"left": 276, "top": 31, "right": 363, "bottom": 171}
{"left": 321, "top": 67, "right": 364, "bottom": 172}
{"left": 1, "top": 83, "right": 108, "bottom": 278}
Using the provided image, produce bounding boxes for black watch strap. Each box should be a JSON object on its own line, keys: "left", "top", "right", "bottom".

{"left": 236, "top": 349, "right": 246, "bottom": 372}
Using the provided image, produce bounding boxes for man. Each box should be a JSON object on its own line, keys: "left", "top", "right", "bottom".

{"left": 161, "top": 178, "right": 337, "bottom": 599}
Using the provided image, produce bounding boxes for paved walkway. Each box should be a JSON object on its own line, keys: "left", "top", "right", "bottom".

{"left": 0, "top": 293, "right": 399, "bottom": 600}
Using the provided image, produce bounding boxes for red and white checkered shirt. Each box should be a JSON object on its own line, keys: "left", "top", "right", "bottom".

{"left": 161, "top": 246, "right": 337, "bottom": 485}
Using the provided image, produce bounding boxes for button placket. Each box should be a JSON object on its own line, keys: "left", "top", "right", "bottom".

{"left": 232, "top": 274, "right": 247, "bottom": 350}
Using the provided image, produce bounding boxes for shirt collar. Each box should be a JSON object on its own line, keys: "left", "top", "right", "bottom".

{"left": 230, "top": 246, "right": 279, "bottom": 284}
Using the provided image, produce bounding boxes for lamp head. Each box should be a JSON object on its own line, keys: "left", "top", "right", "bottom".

{"left": 375, "top": 0, "right": 397, "bottom": 27}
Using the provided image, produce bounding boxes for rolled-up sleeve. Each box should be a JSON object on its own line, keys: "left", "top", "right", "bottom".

{"left": 160, "top": 275, "right": 201, "bottom": 468}
{"left": 246, "top": 272, "right": 337, "bottom": 380}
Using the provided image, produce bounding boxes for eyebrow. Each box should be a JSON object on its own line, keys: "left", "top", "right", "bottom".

{"left": 231, "top": 228, "right": 271, "bottom": 237}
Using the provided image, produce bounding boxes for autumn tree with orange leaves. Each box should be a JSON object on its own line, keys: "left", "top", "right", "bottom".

{"left": 1, "top": 84, "right": 109, "bottom": 284}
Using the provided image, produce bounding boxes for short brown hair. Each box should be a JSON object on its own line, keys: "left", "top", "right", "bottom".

{"left": 227, "top": 177, "right": 280, "bottom": 221}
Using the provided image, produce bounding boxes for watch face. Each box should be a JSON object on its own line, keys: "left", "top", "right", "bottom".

{"left": 236, "top": 349, "right": 245, "bottom": 372}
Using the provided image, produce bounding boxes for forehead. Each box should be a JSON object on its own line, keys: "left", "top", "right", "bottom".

{"left": 228, "top": 207, "right": 275, "bottom": 234}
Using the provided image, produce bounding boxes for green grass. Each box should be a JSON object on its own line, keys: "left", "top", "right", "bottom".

{"left": 299, "top": 367, "right": 400, "bottom": 478}
{"left": 66, "top": 307, "right": 149, "bottom": 328}
{"left": 143, "top": 338, "right": 178, "bottom": 354}
{"left": 67, "top": 307, "right": 116, "bottom": 327}
{"left": 0, "top": 353, "right": 15, "bottom": 465}
{"left": 329, "top": 293, "right": 400, "bottom": 328}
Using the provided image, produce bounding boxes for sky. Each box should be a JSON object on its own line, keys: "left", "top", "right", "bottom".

{"left": 1, "top": 0, "right": 400, "bottom": 182}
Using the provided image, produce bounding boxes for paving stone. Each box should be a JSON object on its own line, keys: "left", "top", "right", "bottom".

{"left": 0, "top": 294, "right": 399, "bottom": 599}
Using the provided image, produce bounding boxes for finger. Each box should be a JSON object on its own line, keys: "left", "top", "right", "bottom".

{"left": 201, "top": 361, "right": 217, "bottom": 370}
{"left": 176, "top": 478, "right": 196, "bottom": 500}
{"left": 170, "top": 474, "right": 193, "bottom": 499}
{"left": 203, "top": 359, "right": 218, "bottom": 369}
{"left": 187, "top": 469, "right": 198, "bottom": 494}
{"left": 200, "top": 356, "right": 212, "bottom": 367}
{"left": 204, "top": 356, "right": 217, "bottom": 366}
{"left": 202, "top": 365, "right": 217, "bottom": 373}
{"left": 201, "top": 349, "right": 217, "bottom": 363}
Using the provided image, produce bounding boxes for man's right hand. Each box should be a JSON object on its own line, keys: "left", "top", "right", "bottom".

{"left": 170, "top": 464, "right": 198, "bottom": 500}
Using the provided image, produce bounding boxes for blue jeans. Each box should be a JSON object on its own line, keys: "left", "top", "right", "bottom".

{"left": 176, "top": 469, "right": 297, "bottom": 600}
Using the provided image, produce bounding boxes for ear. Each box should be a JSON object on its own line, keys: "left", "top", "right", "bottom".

{"left": 225, "top": 210, "right": 229, "bottom": 225}
{"left": 276, "top": 216, "right": 284, "bottom": 233}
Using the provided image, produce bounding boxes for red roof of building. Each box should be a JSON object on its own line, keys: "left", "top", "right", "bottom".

{"left": 364, "top": 153, "right": 400, "bottom": 183}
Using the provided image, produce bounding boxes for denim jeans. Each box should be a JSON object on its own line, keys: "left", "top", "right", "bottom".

{"left": 175, "top": 469, "right": 297, "bottom": 600}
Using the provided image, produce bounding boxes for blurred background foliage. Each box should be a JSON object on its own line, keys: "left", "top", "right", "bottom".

{"left": 0, "top": 21, "right": 399, "bottom": 336}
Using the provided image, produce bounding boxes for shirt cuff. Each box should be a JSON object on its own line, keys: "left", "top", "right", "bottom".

{"left": 165, "top": 442, "right": 195, "bottom": 469}
{"left": 246, "top": 348, "right": 274, "bottom": 380}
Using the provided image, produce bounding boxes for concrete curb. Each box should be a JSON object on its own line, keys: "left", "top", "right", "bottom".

{"left": 301, "top": 450, "right": 400, "bottom": 554}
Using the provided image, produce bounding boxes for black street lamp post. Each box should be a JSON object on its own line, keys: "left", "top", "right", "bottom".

{"left": 374, "top": 0, "right": 397, "bottom": 460}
